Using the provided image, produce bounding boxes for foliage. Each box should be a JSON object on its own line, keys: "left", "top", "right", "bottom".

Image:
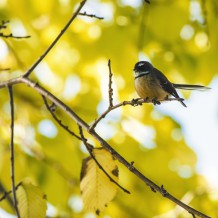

{"left": 80, "top": 148, "right": 118, "bottom": 214}
{"left": 0, "top": 0, "right": 218, "bottom": 217}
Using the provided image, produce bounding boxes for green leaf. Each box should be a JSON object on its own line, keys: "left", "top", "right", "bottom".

{"left": 80, "top": 148, "right": 118, "bottom": 214}
{"left": 17, "top": 179, "right": 47, "bottom": 218}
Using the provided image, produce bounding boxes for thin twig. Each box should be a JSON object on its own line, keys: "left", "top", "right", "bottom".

{"left": 22, "top": 0, "right": 87, "bottom": 78}
{"left": 0, "top": 20, "right": 9, "bottom": 30}
{"left": 0, "top": 20, "right": 30, "bottom": 39}
{"left": 0, "top": 33, "right": 30, "bottom": 39}
{"left": 0, "top": 73, "right": 211, "bottom": 218}
{"left": 0, "top": 68, "right": 10, "bottom": 71}
{"left": 89, "top": 97, "right": 184, "bottom": 131}
{"left": 79, "top": 125, "right": 130, "bottom": 194}
{"left": 78, "top": 11, "right": 104, "bottom": 20}
{"left": 144, "top": 0, "right": 150, "bottom": 4}
{"left": 0, "top": 182, "right": 22, "bottom": 202}
{"left": 191, "top": 213, "right": 196, "bottom": 218}
{"left": 42, "top": 95, "right": 82, "bottom": 141}
{"left": 108, "top": 59, "right": 113, "bottom": 107}
{"left": 8, "top": 86, "right": 20, "bottom": 218}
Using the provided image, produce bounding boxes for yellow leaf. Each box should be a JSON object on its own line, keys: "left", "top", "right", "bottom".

{"left": 17, "top": 179, "right": 47, "bottom": 218}
{"left": 80, "top": 148, "right": 118, "bottom": 214}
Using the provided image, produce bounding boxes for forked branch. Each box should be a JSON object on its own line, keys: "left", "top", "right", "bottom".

{"left": 0, "top": 76, "right": 210, "bottom": 218}
{"left": 79, "top": 126, "right": 130, "bottom": 194}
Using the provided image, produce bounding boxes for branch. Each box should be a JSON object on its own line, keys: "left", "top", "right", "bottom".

{"left": 0, "top": 20, "right": 30, "bottom": 39}
{"left": 42, "top": 95, "right": 82, "bottom": 141}
{"left": 144, "top": 0, "right": 150, "bottom": 4}
{"left": 8, "top": 86, "right": 20, "bottom": 218}
{"left": 89, "top": 60, "right": 184, "bottom": 131}
{"left": 0, "top": 32, "right": 30, "bottom": 39}
{"left": 0, "top": 20, "right": 9, "bottom": 30}
{"left": 0, "top": 183, "right": 22, "bottom": 202}
{"left": 0, "top": 68, "right": 10, "bottom": 71}
{"left": 78, "top": 11, "right": 104, "bottom": 20}
{"left": 78, "top": 125, "right": 130, "bottom": 194}
{"left": 108, "top": 59, "right": 114, "bottom": 107}
{"left": 0, "top": 77, "right": 211, "bottom": 218}
{"left": 43, "top": 94, "right": 129, "bottom": 192}
{"left": 22, "top": 0, "right": 87, "bottom": 78}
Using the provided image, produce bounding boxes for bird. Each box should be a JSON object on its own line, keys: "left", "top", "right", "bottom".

{"left": 133, "top": 61, "right": 210, "bottom": 107}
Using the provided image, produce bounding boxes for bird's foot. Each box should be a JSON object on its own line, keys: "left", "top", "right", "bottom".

{"left": 164, "top": 95, "right": 169, "bottom": 100}
{"left": 152, "top": 98, "right": 161, "bottom": 105}
{"left": 143, "top": 97, "right": 149, "bottom": 102}
{"left": 132, "top": 98, "right": 142, "bottom": 106}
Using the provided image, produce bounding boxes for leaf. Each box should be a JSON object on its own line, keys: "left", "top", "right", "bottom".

{"left": 16, "top": 179, "right": 47, "bottom": 218}
{"left": 80, "top": 148, "right": 119, "bottom": 214}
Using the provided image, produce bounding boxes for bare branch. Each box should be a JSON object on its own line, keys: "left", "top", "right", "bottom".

{"left": 79, "top": 125, "right": 130, "bottom": 194}
{"left": 42, "top": 95, "right": 82, "bottom": 141}
{"left": 0, "top": 76, "right": 211, "bottom": 218}
{"left": 108, "top": 59, "right": 114, "bottom": 107}
{"left": 0, "top": 20, "right": 30, "bottom": 39}
{"left": 89, "top": 97, "right": 183, "bottom": 131}
{"left": 0, "top": 68, "right": 10, "bottom": 71}
{"left": 22, "top": 0, "right": 87, "bottom": 78}
{"left": 191, "top": 213, "right": 197, "bottom": 218}
{"left": 0, "top": 32, "right": 30, "bottom": 39}
{"left": 8, "top": 86, "right": 20, "bottom": 218}
{"left": 0, "top": 20, "right": 9, "bottom": 30}
{"left": 0, "top": 183, "right": 22, "bottom": 202}
{"left": 78, "top": 11, "right": 104, "bottom": 20}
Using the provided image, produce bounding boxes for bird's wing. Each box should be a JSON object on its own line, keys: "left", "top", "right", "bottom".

{"left": 153, "top": 68, "right": 180, "bottom": 99}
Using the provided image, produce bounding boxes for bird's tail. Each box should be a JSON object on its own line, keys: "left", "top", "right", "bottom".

{"left": 179, "top": 99, "right": 187, "bottom": 107}
{"left": 173, "top": 84, "right": 210, "bottom": 91}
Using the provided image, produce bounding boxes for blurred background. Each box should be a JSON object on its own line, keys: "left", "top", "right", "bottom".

{"left": 0, "top": 0, "right": 218, "bottom": 217}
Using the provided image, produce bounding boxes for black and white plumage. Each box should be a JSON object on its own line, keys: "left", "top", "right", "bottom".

{"left": 133, "top": 61, "right": 210, "bottom": 107}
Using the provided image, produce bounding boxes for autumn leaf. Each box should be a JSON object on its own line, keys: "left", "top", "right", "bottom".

{"left": 16, "top": 179, "right": 47, "bottom": 218}
{"left": 80, "top": 148, "right": 119, "bottom": 214}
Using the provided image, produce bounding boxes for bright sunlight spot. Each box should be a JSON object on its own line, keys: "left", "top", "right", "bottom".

{"left": 38, "top": 119, "right": 58, "bottom": 138}
{"left": 35, "top": 61, "right": 63, "bottom": 91}
{"left": 118, "top": 0, "right": 142, "bottom": 8}
{"left": 189, "top": 0, "right": 204, "bottom": 23}
{"left": 68, "top": 195, "right": 83, "bottom": 213}
{"left": 62, "top": 75, "right": 81, "bottom": 100}
{"left": 180, "top": 24, "right": 194, "bottom": 40}
{"left": 122, "top": 117, "right": 156, "bottom": 149}
{"left": 88, "top": 25, "right": 101, "bottom": 39}
{"left": 10, "top": 19, "right": 28, "bottom": 37}
{"left": 194, "top": 32, "right": 209, "bottom": 49}
{"left": 0, "top": 39, "right": 9, "bottom": 60}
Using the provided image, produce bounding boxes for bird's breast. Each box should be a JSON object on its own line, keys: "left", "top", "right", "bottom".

{"left": 134, "top": 76, "right": 168, "bottom": 100}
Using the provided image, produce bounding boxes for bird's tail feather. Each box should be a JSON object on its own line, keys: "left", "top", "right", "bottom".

{"left": 179, "top": 99, "right": 187, "bottom": 107}
{"left": 173, "top": 84, "right": 210, "bottom": 91}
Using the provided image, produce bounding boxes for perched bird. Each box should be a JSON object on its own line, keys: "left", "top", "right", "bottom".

{"left": 133, "top": 61, "right": 210, "bottom": 107}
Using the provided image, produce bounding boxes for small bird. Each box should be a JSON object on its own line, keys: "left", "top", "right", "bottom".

{"left": 133, "top": 61, "right": 210, "bottom": 107}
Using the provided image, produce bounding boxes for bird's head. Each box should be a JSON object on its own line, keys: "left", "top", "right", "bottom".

{"left": 133, "top": 61, "right": 153, "bottom": 78}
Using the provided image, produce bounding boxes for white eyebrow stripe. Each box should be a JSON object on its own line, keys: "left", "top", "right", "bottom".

{"left": 137, "top": 63, "right": 144, "bottom": 67}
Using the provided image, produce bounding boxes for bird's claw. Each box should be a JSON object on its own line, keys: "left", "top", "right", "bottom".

{"left": 152, "top": 98, "right": 161, "bottom": 105}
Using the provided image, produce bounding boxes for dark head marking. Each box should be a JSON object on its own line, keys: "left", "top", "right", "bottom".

{"left": 133, "top": 61, "right": 153, "bottom": 73}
